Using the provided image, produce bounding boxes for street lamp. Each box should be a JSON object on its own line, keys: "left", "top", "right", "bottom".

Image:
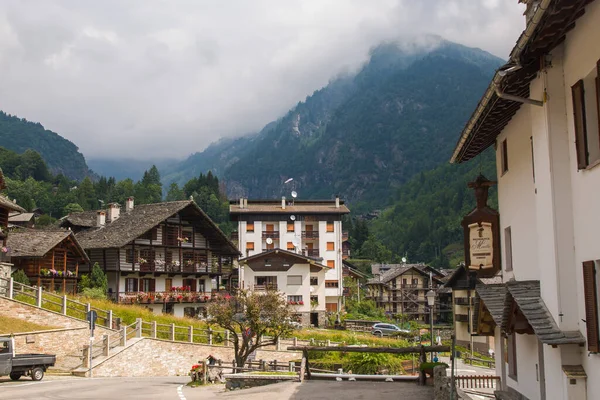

{"left": 426, "top": 289, "right": 436, "bottom": 348}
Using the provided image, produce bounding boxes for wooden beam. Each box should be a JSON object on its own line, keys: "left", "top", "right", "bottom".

{"left": 287, "top": 345, "right": 450, "bottom": 354}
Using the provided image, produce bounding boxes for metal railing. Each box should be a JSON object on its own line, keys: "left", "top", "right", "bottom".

{"left": 261, "top": 231, "right": 279, "bottom": 239}
{"left": 454, "top": 375, "right": 501, "bottom": 390}
{"left": 301, "top": 231, "right": 319, "bottom": 239}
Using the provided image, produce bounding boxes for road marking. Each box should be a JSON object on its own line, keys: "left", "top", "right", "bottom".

{"left": 177, "top": 384, "right": 187, "bottom": 400}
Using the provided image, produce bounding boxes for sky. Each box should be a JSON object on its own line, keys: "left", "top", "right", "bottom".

{"left": 0, "top": 0, "right": 525, "bottom": 160}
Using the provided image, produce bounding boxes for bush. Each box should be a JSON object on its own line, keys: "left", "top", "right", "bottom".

{"left": 12, "top": 269, "right": 30, "bottom": 286}
{"left": 80, "top": 287, "right": 107, "bottom": 300}
{"left": 345, "top": 352, "right": 405, "bottom": 374}
{"left": 90, "top": 263, "right": 108, "bottom": 293}
{"left": 78, "top": 274, "right": 92, "bottom": 292}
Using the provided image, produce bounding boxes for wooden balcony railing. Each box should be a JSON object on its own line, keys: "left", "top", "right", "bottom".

{"left": 115, "top": 291, "right": 216, "bottom": 304}
{"left": 129, "top": 262, "right": 233, "bottom": 275}
{"left": 253, "top": 284, "right": 278, "bottom": 291}
{"left": 301, "top": 231, "right": 319, "bottom": 239}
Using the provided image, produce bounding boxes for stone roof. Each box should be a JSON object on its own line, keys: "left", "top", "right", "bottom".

{"left": 65, "top": 200, "right": 239, "bottom": 255}
{"left": 366, "top": 264, "right": 443, "bottom": 286}
{"left": 8, "top": 212, "right": 35, "bottom": 223}
{"left": 475, "top": 283, "right": 507, "bottom": 327}
{"left": 502, "top": 280, "right": 585, "bottom": 345}
{"left": 230, "top": 200, "right": 350, "bottom": 215}
{"left": 0, "top": 195, "right": 27, "bottom": 214}
{"left": 6, "top": 229, "right": 89, "bottom": 262}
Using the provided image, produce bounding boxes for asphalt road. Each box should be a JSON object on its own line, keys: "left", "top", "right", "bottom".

{"left": 0, "top": 376, "right": 433, "bottom": 400}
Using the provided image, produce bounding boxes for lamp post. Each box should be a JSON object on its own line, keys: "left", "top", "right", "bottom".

{"left": 426, "top": 289, "right": 436, "bottom": 348}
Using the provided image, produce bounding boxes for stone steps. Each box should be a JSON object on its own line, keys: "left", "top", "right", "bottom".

{"left": 72, "top": 337, "right": 144, "bottom": 377}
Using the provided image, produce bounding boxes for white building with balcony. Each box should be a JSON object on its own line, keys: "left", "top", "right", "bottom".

{"left": 230, "top": 197, "right": 350, "bottom": 315}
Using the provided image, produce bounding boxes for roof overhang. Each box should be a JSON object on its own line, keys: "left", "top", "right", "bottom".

{"left": 239, "top": 248, "right": 330, "bottom": 270}
{"left": 451, "top": 0, "right": 593, "bottom": 163}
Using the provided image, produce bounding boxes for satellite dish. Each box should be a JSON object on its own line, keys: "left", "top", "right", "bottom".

{"left": 292, "top": 237, "right": 300, "bottom": 248}
{"left": 402, "top": 257, "right": 407, "bottom": 263}
{"left": 290, "top": 215, "right": 296, "bottom": 221}
{"left": 310, "top": 286, "right": 315, "bottom": 293}
{"left": 266, "top": 238, "right": 273, "bottom": 245}
{"left": 291, "top": 191, "right": 298, "bottom": 198}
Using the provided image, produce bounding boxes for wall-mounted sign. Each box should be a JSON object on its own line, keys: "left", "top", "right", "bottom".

{"left": 461, "top": 175, "right": 501, "bottom": 278}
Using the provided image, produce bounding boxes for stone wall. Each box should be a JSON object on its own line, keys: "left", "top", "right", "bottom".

{"left": 0, "top": 262, "right": 10, "bottom": 297}
{"left": 92, "top": 338, "right": 303, "bottom": 377}
{"left": 0, "top": 296, "right": 114, "bottom": 369}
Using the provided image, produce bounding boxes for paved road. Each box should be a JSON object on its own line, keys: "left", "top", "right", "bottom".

{"left": 0, "top": 376, "right": 433, "bottom": 400}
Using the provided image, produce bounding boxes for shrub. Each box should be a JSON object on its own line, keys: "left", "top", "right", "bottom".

{"left": 12, "top": 269, "right": 30, "bottom": 286}
{"left": 78, "top": 274, "right": 92, "bottom": 292}
{"left": 89, "top": 263, "right": 108, "bottom": 293}
{"left": 81, "top": 287, "right": 107, "bottom": 300}
{"left": 345, "top": 352, "right": 405, "bottom": 374}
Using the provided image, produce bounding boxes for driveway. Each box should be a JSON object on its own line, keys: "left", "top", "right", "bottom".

{"left": 0, "top": 376, "right": 433, "bottom": 400}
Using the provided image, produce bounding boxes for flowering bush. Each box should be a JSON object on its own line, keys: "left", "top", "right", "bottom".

{"left": 1, "top": 246, "right": 8, "bottom": 253}
{"left": 138, "top": 258, "right": 148, "bottom": 264}
{"left": 171, "top": 286, "right": 191, "bottom": 292}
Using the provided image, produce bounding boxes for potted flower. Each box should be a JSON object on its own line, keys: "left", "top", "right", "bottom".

{"left": 155, "top": 292, "right": 164, "bottom": 302}
{"left": 298, "top": 300, "right": 304, "bottom": 305}
{"left": 137, "top": 292, "right": 146, "bottom": 303}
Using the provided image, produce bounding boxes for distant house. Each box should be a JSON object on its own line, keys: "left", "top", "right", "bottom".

{"left": 61, "top": 198, "right": 240, "bottom": 317}
{"left": 239, "top": 249, "right": 330, "bottom": 327}
{"left": 341, "top": 260, "right": 367, "bottom": 299}
{"left": 7, "top": 229, "right": 89, "bottom": 294}
{"left": 341, "top": 231, "right": 351, "bottom": 260}
{"left": 366, "top": 263, "right": 452, "bottom": 323}
{"left": 8, "top": 212, "right": 36, "bottom": 228}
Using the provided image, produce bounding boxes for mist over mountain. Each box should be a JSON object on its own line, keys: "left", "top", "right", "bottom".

{"left": 163, "top": 39, "right": 503, "bottom": 210}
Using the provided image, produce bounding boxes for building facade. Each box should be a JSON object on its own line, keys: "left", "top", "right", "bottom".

{"left": 451, "top": 1, "right": 600, "bottom": 398}
{"left": 366, "top": 264, "right": 452, "bottom": 324}
{"left": 61, "top": 198, "right": 240, "bottom": 318}
{"left": 230, "top": 197, "right": 349, "bottom": 313}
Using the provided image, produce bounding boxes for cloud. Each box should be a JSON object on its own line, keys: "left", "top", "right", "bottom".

{"left": 0, "top": 0, "right": 525, "bottom": 159}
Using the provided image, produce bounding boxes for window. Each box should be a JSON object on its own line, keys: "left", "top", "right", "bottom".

{"left": 310, "top": 295, "right": 318, "bottom": 304}
{"left": 310, "top": 277, "right": 318, "bottom": 286}
{"left": 573, "top": 80, "right": 589, "bottom": 169}
{"left": 326, "top": 303, "right": 338, "bottom": 312}
{"left": 246, "top": 222, "right": 254, "bottom": 232}
{"left": 287, "top": 222, "right": 294, "bottom": 232}
{"left": 287, "top": 295, "right": 303, "bottom": 303}
{"left": 530, "top": 137, "right": 536, "bottom": 183}
{"left": 126, "top": 249, "right": 138, "bottom": 264}
{"left": 583, "top": 261, "right": 599, "bottom": 352}
{"left": 255, "top": 276, "right": 277, "bottom": 289}
{"left": 287, "top": 275, "right": 302, "bottom": 285}
{"left": 287, "top": 241, "right": 295, "bottom": 250}
{"left": 326, "top": 222, "right": 334, "bottom": 232}
{"left": 140, "top": 278, "right": 155, "bottom": 292}
{"left": 266, "top": 241, "right": 274, "bottom": 250}
{"left": 140, "top": 227, "right": 158, "bottom": 241}
{"left": 501, "top": 139, "right": 509, "bottom": 175}
{"left": 246, "top": 242, "right": 254, "bottom": 251}
{"left": 507, "top": 334, "right": 518, "bottom": 380}
{"left": 265, "top": 224, "right": 274, "bottom": 232}
{"left": 572, "top": 68, "right": 600, "bottom": 170}
{"left": 327, "top": 242, "right": 334, "bottom": 251}
{"left": 125, "top": 278, "right": 138, "bottom": 292}
{"left": 327, "top": 260, "right": 335, "bottom": 269}
{"left": 505, "top": 227, "right": 513, "bottom": 272}
{"left": 182, "top": 278, "right": 197, "bottom": 292}
{"left": 325, "top": 280, "right": 339, "bottom": 288}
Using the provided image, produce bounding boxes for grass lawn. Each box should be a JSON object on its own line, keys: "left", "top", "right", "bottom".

{"left": 0, "top": 315, "right": 56, "bottom": 334}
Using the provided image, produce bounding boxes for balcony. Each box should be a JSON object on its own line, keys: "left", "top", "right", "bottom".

{"left": 301, "top": 231, "right": 319, "bottom": 239}
{"left": 454, "top": 297, "right": 470, "bottom": 306}
{"left": 115, "top": 291, "right": 215, "bottom": 304}
{"left": 306, "top": 249, "right": 320, "bottom": 257}
{"left": 252, "top": 284, "right": 278, "bottom": 291}
{"left": 127, "top": 262, "right": 233, "bottom": 275}
{"left": 262, "top": 231, "right": 279, "bottom": 239}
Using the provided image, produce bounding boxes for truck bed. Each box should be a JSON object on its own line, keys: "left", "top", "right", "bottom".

{"left": 12, "top": 354, "right": 56, "bottom": 367}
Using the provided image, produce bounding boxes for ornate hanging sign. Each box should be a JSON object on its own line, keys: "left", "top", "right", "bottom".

{"left": 461, "top": 175, "right": 501, "bottom": 277}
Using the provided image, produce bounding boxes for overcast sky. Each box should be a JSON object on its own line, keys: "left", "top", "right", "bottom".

{"left": 0, "top": 0, "right": 525, "bottom": 160}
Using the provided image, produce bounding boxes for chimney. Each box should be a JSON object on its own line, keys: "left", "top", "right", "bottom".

{"left": 107, "top": 203, "right": 120, "bottom": 222}
{"left": 243, "top": 198, "right": 248, "bottom": 208}
{"left": 97, "top": 211, "right": 106, "bottom": 227}
{"left": 335, "top": 196, "right": 340, "bottom": 209}
{"left": 239, "top": 197, "right": 244, "bottom": 209}
{"left": 125, "top": 197, "right": 134, "bottom": 213}
{"left": 282, "top": 196, "right": 286, "bottom": 210}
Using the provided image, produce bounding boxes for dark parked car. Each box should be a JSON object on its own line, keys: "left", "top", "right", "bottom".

{"left": 371, "top": 323, "right": 411, "bottom": 337}
{"left": 0, "top": 337, "right": 56, "bottom": 381}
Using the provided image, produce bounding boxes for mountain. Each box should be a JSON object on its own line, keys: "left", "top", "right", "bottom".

{"left": 0, "top": 111, "right": 90, "bottom": 181}
{"left": 87, "top": 157, "right": 181, "bottom": 182}
{"left": 164, "top": 38, "right": 503, "bottom": 211}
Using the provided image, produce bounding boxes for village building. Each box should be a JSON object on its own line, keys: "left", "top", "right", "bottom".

{"left": 7, "top": 229, "right": 89, "bottom": 294}
{"left": 8, "top": 212, "right": 36, "bottom": 228}
{"left": 230, "top": 197, "right": 349, "bottom": 314}
{"left": 365, "top": 263, "right": 452, "bottom": 324}
{"left": 61, "top": 198, "right": 239, "bottom": 318}
{"left": 451, "top": 1, "right": 600, "bottom": 398}
{"left": 238, "top": 248, "right": 330, "bottom": 327}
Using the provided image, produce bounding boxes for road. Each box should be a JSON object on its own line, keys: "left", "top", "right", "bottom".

{"left": 0, "top": 376, "right": 433, "bottom": 400}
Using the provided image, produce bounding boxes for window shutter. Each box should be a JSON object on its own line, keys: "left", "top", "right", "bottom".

{"left": 327, "top": 242, "right": 335, "bottom": 251}
{"left": 287, "top": 223, "right": 294, "bottom": 232}
{"left": 326, "top": 222, "right": 334, "bottom": 232}
{"left": 149, "top": 279, "right": 156, "bottom": 292}
{"left": 327, "top": 260, "right": 335, "bottom": 269}
{"left": 583, "top": 261, "right": 599, "bottom": 352}
{"left": 572, "top": 80, "right": 589, "bottom": 169}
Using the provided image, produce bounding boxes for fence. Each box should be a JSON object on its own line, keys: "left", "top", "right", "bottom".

{"left": 454, "top": 375, "right": 501, "bottom": 390}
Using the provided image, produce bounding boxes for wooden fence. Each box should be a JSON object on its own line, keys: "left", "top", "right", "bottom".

{"left": 454, "top": 375, "right": 501, "bottom": 390}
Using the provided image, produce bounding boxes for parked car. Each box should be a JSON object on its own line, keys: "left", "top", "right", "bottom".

{"left": 0, "top": 337, "right": 56, "bottom": 381}
{"left": 371, "top": 323, "right": 411, "bottom": 337}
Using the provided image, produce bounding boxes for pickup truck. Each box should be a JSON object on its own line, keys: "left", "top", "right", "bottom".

{"left": 0, "top": 337, "right": 56, "bottom": 381}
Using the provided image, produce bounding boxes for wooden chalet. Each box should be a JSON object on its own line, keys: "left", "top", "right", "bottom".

{"left": 7, "top": 229, "right": 89, "bottom": 294}
{"left": 366, "top": 264, "right": 452, "bottom": 323}
{"left": 60, "top": 198, "right": 240, "bottom": 317}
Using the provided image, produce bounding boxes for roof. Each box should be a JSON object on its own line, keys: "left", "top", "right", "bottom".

{"left": 342, "top": 260, "right": 368, "bottom": 279}
{"left": 502, "top": 280, "right": 585, "bottom": 345}
{"left": 230, "top": 199, "right": 350, "bottom": 215}
{"left": 475, "top": 283, "right": 508, "bottom": 327}
{"left": 451, "top": 0, "right": 593, "bottom": 163}
{"left": 66, "top": 201, "right": 239, "bottom": 255}
{"left": 0, "top": 195, "right": 27, "bottom": 213}
{"left": 8, "top": 212, "right": 35, "bottom": 223}
{"left": 239, "top": 248, "right": 330, "bottom": 269}
{"left": 6, "top": 229, "right": 89, "bottom": 262}
{"left": 444, "top": 266, "right": 503, "bottom": 289}
{"left": 372, "top": 263, "right": 445, "bottom": 278}
{"left": 366, "top": 264, "right": 444, "bottom": 286}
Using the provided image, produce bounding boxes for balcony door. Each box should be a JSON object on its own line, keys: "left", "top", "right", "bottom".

{"left": 255, "top": 276, "right": 277, "bottom": 290}
{"left": 183, "top": 278, "right": 197, "bottom": 292}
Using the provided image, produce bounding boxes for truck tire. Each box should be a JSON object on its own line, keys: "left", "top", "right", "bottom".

{"left": 9, "top": 372, "right": 22, "bottom": 381}
{"left": 31, "top": 367, "right": 44, "bottom": 381}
